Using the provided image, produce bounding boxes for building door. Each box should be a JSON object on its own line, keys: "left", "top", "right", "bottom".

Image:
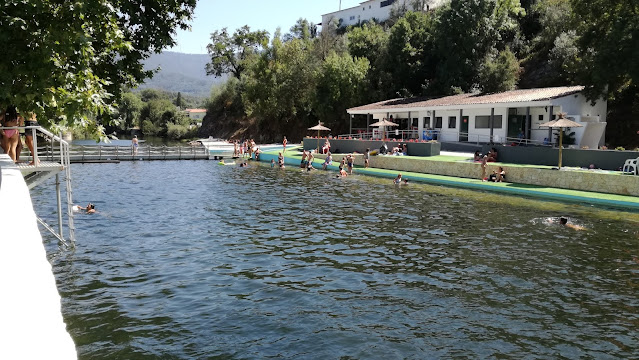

{"left": 460, "top": 116, "right": 469, "bottom": 142}
{"left": 508, "top": 115, "right": 526, "bottom": 141}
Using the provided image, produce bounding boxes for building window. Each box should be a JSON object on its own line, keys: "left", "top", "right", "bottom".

{"left": 475, "top": 115, "right": 503, "bottom": 129}
{"left": 435, "top": 117, "right": 443, "bottom": 128}
{"left": 448, "top": 116, "right": 456, "bottom": 129}
{"left": 349, "top": 16, "right": 355, "bottom": 20}
{"left": 423, "top": 117, "right": 431, "bottom": 128}
{"left": 538, "top": 115, "right": 544, "bottom": 121}
{"left": 381, "top": 0, "right": 396, "bottom": 8}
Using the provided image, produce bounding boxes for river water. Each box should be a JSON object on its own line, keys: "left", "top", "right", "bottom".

{"left": 31, "top": 161, "right": 639, "bottom": 359}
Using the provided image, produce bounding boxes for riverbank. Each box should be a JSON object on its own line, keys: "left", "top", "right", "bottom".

{"left": 0, "top": 155, "right": 77, "bottom": 358}
{"left": 257, "top": 146, "right": 639, "bottom": 211}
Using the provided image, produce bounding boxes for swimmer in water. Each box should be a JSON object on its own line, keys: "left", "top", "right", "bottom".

{"left": 74, "top": 203, "right": 96, "bottom": 214}
{"left": 559, "top": 217, "right": 585, "bottom": 230}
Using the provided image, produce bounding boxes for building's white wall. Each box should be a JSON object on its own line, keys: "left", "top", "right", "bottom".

{"left": 322, "top": 0, "right": 445, "bottom": 28}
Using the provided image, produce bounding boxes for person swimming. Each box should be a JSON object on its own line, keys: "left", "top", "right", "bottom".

{"left": 559, "top": 217, "right": 585, "bottom": 230}
{"left": 74, "top": 203, "right": 96, "bottom": 214}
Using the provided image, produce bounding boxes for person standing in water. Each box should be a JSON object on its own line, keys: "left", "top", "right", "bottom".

{"left": 132, "top": 135, "right": 139, "bottom": 155}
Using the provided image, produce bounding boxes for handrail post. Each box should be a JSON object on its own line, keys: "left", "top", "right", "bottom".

{"left": 32, "top": 127, "right": 39, "bottom": 165}
{"left": 99, "top": 145, "right": 102, "bottom": 160}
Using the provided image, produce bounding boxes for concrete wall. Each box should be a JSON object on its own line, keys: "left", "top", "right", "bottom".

{"left": 0, "top": 155, "right": 78, "bottom": 358}
{"left": 480, "top": 145, "right": 639, "bottom": 171}
{"left": 304, "top": 138, "right": 440, "bottom": 157}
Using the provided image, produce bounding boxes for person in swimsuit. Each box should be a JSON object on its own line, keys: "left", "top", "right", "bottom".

{"left": 282, "top": 136, "right": 287, "bottom": 153}
{"left": 364, "top": 148, "right": 370, "bottom": 168}
{"left": 1, "top": 106, "right": 20, "bottom": 162}
{"left": 132, "top": 135, "right": 139, "bottom": 155}
{"left": 393, "top": 173, "right": 402, "bottom": 184}
{"left": 300, "top": 150, "right": 308, "bottom": 168}
{"left": 347, "top": 154, "right": 354, "bottom": 174}
{"left": 23, "top": 112, "right": 39, "bottom": 164}
{"left": 322, "top": 152, "right": 332, "bottom": 170}
{"left": 278, "top": 152, "right": 284, "bottom": 168}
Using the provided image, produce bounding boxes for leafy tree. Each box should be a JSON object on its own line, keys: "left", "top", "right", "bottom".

{"left": 139, "top": 99, "right": 184, "bottom": 136}
{"left": 285, "top": 18, "right": 317, "bottom": 42}
{"left": 315, "top": 52, "right": 370, "bottom": 132}
{"left": 386, "top": 11, "right": 436, "bottom": 97}
{"left": 0, "top": 0, "right": 196, "bottom": 136}
{"left": 205, "top": 26, "right": 269, "bottom": 78}
{"left": 479, "top": 48, "right": 520, "bottom": 93}
{"left": 117, "top": 92, "right": 144, "bottom": 130}
{"left": 175, "top": 92, "right": 184, "bottom": 108}
{"left": 571, "top": 0, "right": 639, "bottom": 99}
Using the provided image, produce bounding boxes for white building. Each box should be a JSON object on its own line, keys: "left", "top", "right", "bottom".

{"left": 184, "top": 108, "right": 206, "bottom": 122}
{"left": 347, "top": 86, "right": 608, "bottom": 149}
{"left": 321, "top": 0, "right": 446, "bottom": 28}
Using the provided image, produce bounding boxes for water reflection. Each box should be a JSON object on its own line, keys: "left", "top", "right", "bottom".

{"left": 32, "top": 161, "right": 639, "bottom": 359}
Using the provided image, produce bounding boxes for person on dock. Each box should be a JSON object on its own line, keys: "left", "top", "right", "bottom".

{"left": 132, "top": 135, "right": 139, "bottom": 155}
{"left": 233, "top": 140, "right": 239, "bottom": 157}
{"left": 1, "top": 106, "right": 20, "bottom": 163}
{"left": 282, "top": 136, "right": 287, "bottom": 153}
{"left": 322, "top": 152, "right": 332, "bottom": 170}
{"left": 480, "top": 155, "right": 488, "bottom": 180}
{"left": 364, "top": 148, "right": 370, "bottom": 168}
{"left": 347, "top": 154, "right": 354, "bottom": 174}
{"left": 23, "top": 112, "right": 39, "bottom": 165}
{"left": 393, "top": 173, "right": 402, "bottom": 184}
{"left": 307, "top": 151, "right": 314, "bottom": 168}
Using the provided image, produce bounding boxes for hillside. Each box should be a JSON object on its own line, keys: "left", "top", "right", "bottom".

{"left": 138, "top": 52, "right": 226, "bottom": 97}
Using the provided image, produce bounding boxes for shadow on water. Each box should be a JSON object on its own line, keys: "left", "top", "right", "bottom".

{"left": 31, "top": 160, "right": 639, "bottom": 359}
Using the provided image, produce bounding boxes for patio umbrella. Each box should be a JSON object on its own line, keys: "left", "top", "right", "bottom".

{"left": 540, "top": 113, "right": 582, "bottom": 169}
{"left": 308, "top": 122, "right": 331, "bottom": 153}
{"left": 369, "top": 119, "right": 398, "bottom": 140}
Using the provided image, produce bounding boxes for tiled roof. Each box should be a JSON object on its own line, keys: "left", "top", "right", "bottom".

{"left": 348, "top": 86, "right": 585, "bottom": 112}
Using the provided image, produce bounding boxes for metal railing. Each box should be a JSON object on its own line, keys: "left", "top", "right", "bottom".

{"left": 34, "top": 144, "right": 209, "bottom": 162}
{"left": 1, "top": 125, "right": 75, "bottom": 244}
{"left": 337, "top": 129, "right": 549, "bottom": 146}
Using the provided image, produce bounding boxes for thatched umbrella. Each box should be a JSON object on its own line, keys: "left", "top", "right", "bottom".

{"left": 540, "top": 113, "right": 583, "bottom": 169}
{"left": 308, "top": 122, "right": 331, "bottom": 153}
{"left": 369, "top": 119, "right": 399, "bottom": 140}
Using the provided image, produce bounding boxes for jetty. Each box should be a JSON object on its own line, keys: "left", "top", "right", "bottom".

{"left": 35, "top": 144, "right": 210, "bottom": 163}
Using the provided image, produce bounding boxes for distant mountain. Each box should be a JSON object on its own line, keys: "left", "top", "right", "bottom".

{"left": 138, "top": 52, "right": 226, "bottom": 97}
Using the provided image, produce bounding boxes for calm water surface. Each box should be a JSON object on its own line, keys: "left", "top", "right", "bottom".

{"left": 31, "top": 161, "right": 639, "bottom": 359}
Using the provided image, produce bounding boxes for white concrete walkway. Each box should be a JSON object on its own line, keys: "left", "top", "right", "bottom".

{"left": 0, "top": 154, "right": 77, "bottom": 359}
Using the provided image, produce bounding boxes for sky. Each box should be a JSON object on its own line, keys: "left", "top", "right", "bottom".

{"left": 170, "top": 0, "right": 364, "bottom": 54}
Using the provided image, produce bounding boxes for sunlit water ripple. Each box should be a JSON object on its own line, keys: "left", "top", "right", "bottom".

{"left": 31, "top": 160, "right": 639, "bottom": 359}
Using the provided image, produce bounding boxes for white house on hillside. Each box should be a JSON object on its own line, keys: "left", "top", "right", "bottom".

{"left": 347, "top": 86, "right": 608, "bottom": 149}
{"left": 321, "top": 0, "right": 446, "bottom": 28}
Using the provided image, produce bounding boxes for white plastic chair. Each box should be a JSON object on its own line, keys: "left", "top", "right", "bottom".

{"left": 622, "top": 157, "right": 638, "bottom": 175}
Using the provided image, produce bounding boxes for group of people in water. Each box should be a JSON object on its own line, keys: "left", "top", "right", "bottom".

{"left": 0, "top": 105, "right": 39, "bottom": 164}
